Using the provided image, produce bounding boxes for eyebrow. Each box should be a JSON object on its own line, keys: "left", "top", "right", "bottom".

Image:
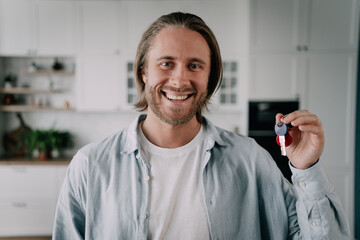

{"left": 156, "top": 56, "right": 207, "bottom": 65}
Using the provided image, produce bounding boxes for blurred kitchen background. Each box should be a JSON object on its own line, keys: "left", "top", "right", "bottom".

{"left": 0, "top": 0, "right": 359, "bottom": 239}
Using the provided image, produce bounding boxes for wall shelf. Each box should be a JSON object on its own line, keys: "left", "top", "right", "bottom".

{"left": 0, "top": 88, "right": 61, "bottom": 94}
{"left": 0, "top": 158, "right": 71, "bottom": 165}
{"left": 19, "top": 70, "right": 75, "bottom": 76}
{"left": 0, "top": 105, "right": 74, "bottom": 112}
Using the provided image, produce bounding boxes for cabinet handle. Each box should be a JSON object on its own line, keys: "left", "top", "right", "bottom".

{"left": 297, "top": 45, "right": 302, "bottom": 51}
{"left": 12, "top": 201, "right": 28, "bottom": 208}
{"left": 11, "top": 166, "right": 27, "bottom": 173}
{"left": 303, "top": 45, "right": 308, "bottom": 51}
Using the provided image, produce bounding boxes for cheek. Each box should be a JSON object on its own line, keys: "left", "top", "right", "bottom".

{"left": 196, "top": 73, "right": 209, "bottom": 91}
{"left": 147, "top": 69, "right": 170, "bottom": 84}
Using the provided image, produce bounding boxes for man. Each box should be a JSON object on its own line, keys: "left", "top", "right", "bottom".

{"left": 53, "top": 12, "right": 350, "bottom": 239}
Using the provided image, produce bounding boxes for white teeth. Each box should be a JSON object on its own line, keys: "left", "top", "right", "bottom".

{"left": 166, "top": 94, "right": 188, "bottom": 100}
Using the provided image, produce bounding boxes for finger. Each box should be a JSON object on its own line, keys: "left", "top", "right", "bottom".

{"left": 297, "top": 124, "right": 324, "bottom": 135}
{"left": 290, "top": 114, "right": 321, "bottom": 128}
{"left": 281, "top": 110, "right": 309, "bottom": 124}
{"left": 282, "top": 110, "right": 318, "bottom": 126}
{"left": 275, "top": 113, "right": 284, "bottom": 123}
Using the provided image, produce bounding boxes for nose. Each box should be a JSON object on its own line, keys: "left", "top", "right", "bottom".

{"left": 169, "top": 65, "right": 189, "bottom": 88}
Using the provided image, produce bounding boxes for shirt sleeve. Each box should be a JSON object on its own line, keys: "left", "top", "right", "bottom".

{"left": 52, "top": 152, "right": 88, "bottom": 240}
{"left": 288, "top": 161, "right": 351, "bottom": 239}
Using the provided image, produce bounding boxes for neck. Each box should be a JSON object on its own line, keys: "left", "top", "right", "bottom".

{"left": 141, "top": 111, "right": 201, "bottom": 148}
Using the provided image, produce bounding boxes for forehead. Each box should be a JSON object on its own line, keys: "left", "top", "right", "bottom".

{"left": 148, "top": 27, "right": 211, "bottom": 61}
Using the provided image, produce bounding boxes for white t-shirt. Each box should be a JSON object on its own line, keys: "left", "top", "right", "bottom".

{"left": 138, "top": 124, "right": 210, "bottom": 240}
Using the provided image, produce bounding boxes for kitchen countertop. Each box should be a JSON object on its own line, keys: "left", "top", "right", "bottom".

{"left": 0, "top": 157, "right": 71, "bottom": 165}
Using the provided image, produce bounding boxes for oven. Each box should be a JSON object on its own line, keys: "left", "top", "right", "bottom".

{"left": 248, "top": 101, "right": 299, "bottom": 182}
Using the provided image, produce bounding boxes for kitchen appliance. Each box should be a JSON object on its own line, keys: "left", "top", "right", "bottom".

{"left": 248, "top": 101, "right": 299, "bottom": 182}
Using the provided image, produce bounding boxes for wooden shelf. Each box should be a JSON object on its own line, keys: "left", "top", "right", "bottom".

{"left": 0, "top": 158, "right": 71, "bottom": 165}
{"left": 19, "top": 70, "right": 75, "bottom": 76}
{"left": 0, "top": 88, "right": 61, "bottom": 94}
{"left": 0, "top": 105, "right": 74, "bottom": 112}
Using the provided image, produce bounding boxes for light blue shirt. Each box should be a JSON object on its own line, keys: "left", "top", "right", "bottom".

{"left": 53, "top": 115, "right": 350, "bottom": 239}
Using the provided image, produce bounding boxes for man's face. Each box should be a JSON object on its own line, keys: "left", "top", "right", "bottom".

{"left": 142, "top": 27, "right": 211, "bottom": 126}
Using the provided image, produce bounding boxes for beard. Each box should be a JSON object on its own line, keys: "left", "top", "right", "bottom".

{"left": 144, "top": 84, "right": 207, "bottom": 126}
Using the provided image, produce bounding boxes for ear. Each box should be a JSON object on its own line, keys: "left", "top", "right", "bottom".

{"left": 142, "top": 69, "right": 148, "bottom": 83}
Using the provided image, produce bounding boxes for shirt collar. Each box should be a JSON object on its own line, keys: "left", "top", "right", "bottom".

{"left": 121, "top": 114, "right": 227, "bottom": 154}
{"left": 202, "top": 117, "right": 227, "bottom": 150}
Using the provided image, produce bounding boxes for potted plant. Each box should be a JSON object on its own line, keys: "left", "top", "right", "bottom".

{"left": 49, "top": 130, "right": 73, "bottom": 159}
{"left": 24, "top": 129, "right": 73, "bottom": 160}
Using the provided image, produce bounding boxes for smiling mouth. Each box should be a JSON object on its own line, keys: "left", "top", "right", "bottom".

{"left": 161, "top": 91, "right": 195, "bottom": 101}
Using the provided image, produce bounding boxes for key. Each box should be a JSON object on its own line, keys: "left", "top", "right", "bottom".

{"left": 275, "top": 123, "right": 288, "bottom": 156}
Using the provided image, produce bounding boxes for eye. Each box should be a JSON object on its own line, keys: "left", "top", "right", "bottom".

{"left": 189, "top": 64, "right": 200, "bottom": 69}
{"left": 161, "top": 62, "right": 172, "bottom": 67}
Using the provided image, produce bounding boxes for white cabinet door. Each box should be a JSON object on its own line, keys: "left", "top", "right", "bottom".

{"left": 75, "top": 2, "right": 124, "bottom": 111}
{"left": 249, "top": 54, "right": 303, "bottom": 100}
{"left": 0, "top": 0, "right": 76, "bottom": 56}
{"left": 189, "top": 0, "right": 247, "bottom": 55}
{"left": 0, "top": 198, "right": 56, "bottom": 236}
{"left": 76, "top": 56, "right": 122, "bottom": 111}
{"left": 189, "top": 1, "right": 249, "bottom": 111}
{"left": 250, "top": 0, "right": 360, "bottom": 53}
{"left": 35, "top": 1, "right": 76, "bottom": 56}
{"left": 306, "top": 0, "right": 359, "bottom": 51}
{"left": 0, "top": 165, "right": 57, "bottom": 199}
{"left": 123, "top": 1, "right": 190, "bottom": 57}
{"left": 249, "top": 0, "right": 303, "bottom": 100}
{"left": 306, "top": 53, "right": 356, "bottom": 168}
{"left": 0, "top": 0, "right": 34, "bottom": 56}
{"left": 77, "top": 1, "right": 122, "bottom": 55}
{"left": 305, "top": 52, "right": 357, "bottom": 235}
{"left": 0, "top": 165, "right": 63, "bottom": 236}
{"left": 249, "top": 0, "right": 359, "bottom": 100}
{"left": 250, "top": 0, "right": 300, "bottom": 53}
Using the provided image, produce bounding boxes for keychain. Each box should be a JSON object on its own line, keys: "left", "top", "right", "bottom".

{"left": 274, "top": 123, "right": 292, "bottom": 156}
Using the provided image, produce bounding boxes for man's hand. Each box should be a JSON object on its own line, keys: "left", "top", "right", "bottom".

{"left": 276, "top": 110, "right": 325, "bottom": 169}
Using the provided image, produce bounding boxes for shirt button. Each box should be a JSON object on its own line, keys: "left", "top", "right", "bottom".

{"left": 299, "top": 182, "right": 306, "bottom": 188}
{"left": 145, "top": 175, "right": 151, "bottom": 181}
{"left": 142, "top": 214, "right": 148, "bottom": 220}
{"left": 311, "top": 221, "right": 317, "bottom": 227}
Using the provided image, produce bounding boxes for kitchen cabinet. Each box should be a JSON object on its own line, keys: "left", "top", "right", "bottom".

{"left": 75, "top": 1, "right": 125, "bottom": 111}
{"left": 250, "top": 0, "right": 358, "bottom": 53}
{"left": 249, "top": 0, "right": 359, "bottom": 100}
{"left": 305, "top": 52, "right": 357, "bottom": 234}
{"left": 0, "top": 0, "right": 33, "bottom": 56}
{"left": 249, "top": 54, "right": 303, "bottom": 100}
{"left": 209, "top": 58, "right": 246, "bottom": 112}
{"left": 0, "top": 0, "right": 76, "bottom": 56}
{"left": 76, "top": 56, "right": 123, "bottom": 111}
{"left": 76, "top": 1, "right": 123, "bottom": 56}
{"left": 122, "top": 1, "right": 190, "bottom": 58}
{"left": 189, "top": 0, "right": 248, "bottom": 56}
{"left": 249, "top": 0, "right": 359, "bottom": 235}
{"left": 123, "top": 60, "right": 138, "bottom": 109}
{"left": 0, "top": 163, "right": 68, "bottom": 237}
{"left": 189, "top": 0, "right": 249, "bottom": 111}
